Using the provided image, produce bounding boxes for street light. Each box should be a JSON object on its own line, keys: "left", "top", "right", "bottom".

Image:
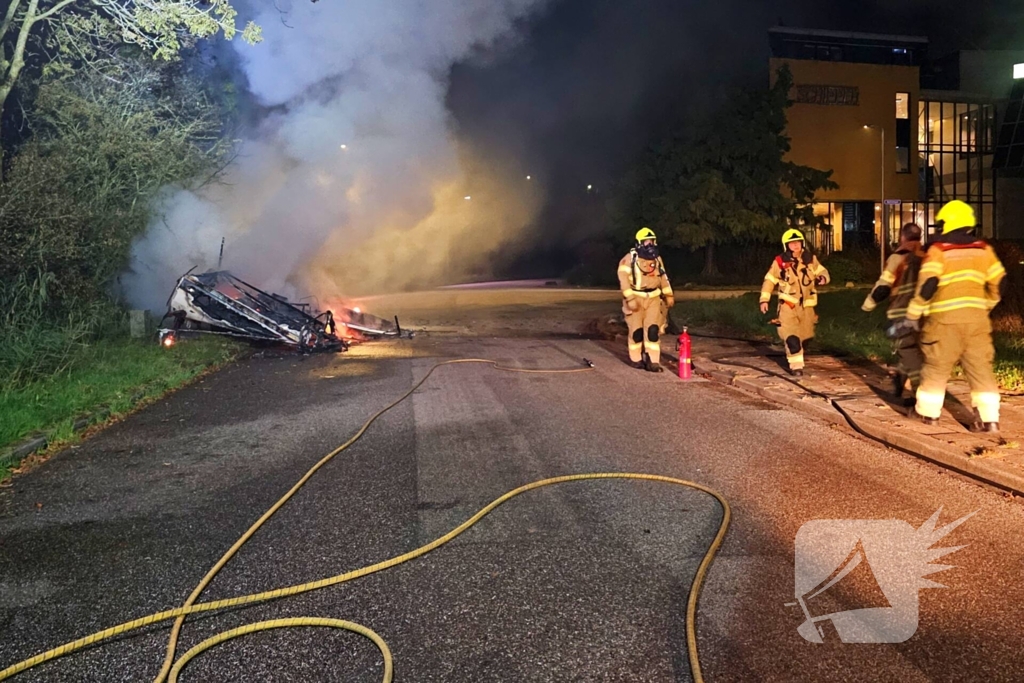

{"left": 864, "top": 124, "right": 886, "bottom": 274}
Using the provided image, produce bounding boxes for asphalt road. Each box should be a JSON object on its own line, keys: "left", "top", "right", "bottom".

{"left": 2, "top": 333, "right": 1023, "bottom": 682}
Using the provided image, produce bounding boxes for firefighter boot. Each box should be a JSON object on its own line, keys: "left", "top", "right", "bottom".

{"left": 907, "top": 407, "right": 939, "bottom": 427}
{"left": 892, "top": 372, "right": 915, "bottom": 406}
{"left": 969, "top": 409, "right": 1000, "bottom": 434}
{"left": 892, "top": 372, "right": 906, "bottom": 399}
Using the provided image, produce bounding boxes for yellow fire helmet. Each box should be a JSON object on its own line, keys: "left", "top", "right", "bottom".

{"left": 936, "top": 200, "right": 976, "bottom": 233}
{"left": 635, "top": 227, "right": 657, "bottom": 243}
{"left": 781, "top": 228, "right": 805, "bottom": 247}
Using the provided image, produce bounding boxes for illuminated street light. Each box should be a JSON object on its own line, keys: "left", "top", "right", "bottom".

{"left": 587, "top": 184, "right": 593, "bottom": 191}
{"left": 526, "top": 175, "right": 532, "bottom": 180}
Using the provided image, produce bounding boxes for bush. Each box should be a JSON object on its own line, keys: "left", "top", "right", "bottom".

{"left": 991, "top": 240, "right": 1024, "bottom": 332}
{"left": 0, "top": 270, "right": 116, "bottom": 390}
{"left": 822, "top": 255, "right": 866, "bottom": 285}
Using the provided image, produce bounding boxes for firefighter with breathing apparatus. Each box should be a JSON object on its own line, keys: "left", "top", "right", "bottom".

{"left": 618, "top": 228, "right": 675, "bottom": 372}
{"left": 759, "top": 229, "right": 830, "bottom": 376}
{"left": 891, "top": 200, "right": 1006, "bottom": 432}
{"left": 863, "top": 222, "right": 927, "bottom": 403}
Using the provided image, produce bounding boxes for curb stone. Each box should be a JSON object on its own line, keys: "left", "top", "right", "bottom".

{"left": 684, "top": 351, "right": 1024, "bottom": 496}
{"left": 0, "top": 411, "right": 109, "bottom": 472}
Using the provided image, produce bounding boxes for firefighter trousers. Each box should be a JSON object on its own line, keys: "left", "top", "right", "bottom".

{"left": 915, "top": 318, "right": 1000, "bottom": 422}
{"left": 777, "top": 304, "right": 817, "bottom": 370}
{"left": 626, "top": 296, "right": 666, "bottom": 364}
{"left": 894, "top": 330, "right": 923, "bottom": 390}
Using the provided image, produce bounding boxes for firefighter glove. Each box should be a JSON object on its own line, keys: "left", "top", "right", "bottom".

{"left": 886, "top": 318, "right": 920, "bottom": 339}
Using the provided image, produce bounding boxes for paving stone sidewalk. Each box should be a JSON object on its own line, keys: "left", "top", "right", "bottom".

{"left": 660, "top": 332, "right": 1024, "bottom": 496}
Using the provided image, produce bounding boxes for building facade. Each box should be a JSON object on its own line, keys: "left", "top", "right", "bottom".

{"left": 770, "top": 27, "right": 1024, "bottom": 253}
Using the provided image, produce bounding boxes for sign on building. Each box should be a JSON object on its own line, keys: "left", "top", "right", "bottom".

{"left": 795, "top": 85, "right": 860, "bottom": 106}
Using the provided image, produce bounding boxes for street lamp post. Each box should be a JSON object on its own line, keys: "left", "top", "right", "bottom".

{"left": 865, "top": 125, "right": 886, "bottom": 274}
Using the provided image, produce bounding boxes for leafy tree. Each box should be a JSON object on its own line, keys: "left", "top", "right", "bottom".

{"left": 0, "top": 0, "right": 260, "bottom": 166}
{"left": 614, "top": 66, "right": 837, "bottom": 277}
{"left": 0, "top": 53, "right": 231, "bottom": 307}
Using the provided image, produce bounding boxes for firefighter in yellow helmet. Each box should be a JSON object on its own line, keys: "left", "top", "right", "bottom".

{"left": 896, "top": 200, "right": 1006, "bottom": 432}
{"left": 617, "top": 227, "right": 675, "bottom": 371}
{"left": 862, "top": 222, "right": 927, "bottom": 402}
{"left": 759, "top": 229, "right": 830, "bottom": 376}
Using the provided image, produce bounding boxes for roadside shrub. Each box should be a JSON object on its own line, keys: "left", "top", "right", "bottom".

{"left": 991, "top": 240, "right": 1024, "bottom": 332}
{"left": 0, "top": 270, "right": 116, "bottom": 390}
{"left": 822, "top": 255, "right": 866, "bottom": 285}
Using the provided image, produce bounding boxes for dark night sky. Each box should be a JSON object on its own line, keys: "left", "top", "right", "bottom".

{"left": 445, "top": 0, "right": 1024, "bottom": 271}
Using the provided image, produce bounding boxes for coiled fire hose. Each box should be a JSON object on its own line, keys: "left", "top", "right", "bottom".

{"left": 0, "top": 359, "right": 731, "bottom": 683}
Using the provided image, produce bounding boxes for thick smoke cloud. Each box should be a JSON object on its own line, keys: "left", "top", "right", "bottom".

{"left": 124, "top": 0, "right": 549, "bottom": 311}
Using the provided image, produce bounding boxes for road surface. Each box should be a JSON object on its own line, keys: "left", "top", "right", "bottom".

{"left": 1, "top": 300, "right": 1023, "bottom": 682}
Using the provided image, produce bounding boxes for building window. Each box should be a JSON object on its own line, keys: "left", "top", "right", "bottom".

{"left": 800, "top": 43, "right": 843, "bottom": 61}
{"left": 919, "top": 98, "right": 997, "bottom": 237}
{"left": 960, "top": 108, "right": 994, "bottom": 155}
{"left": 896, "top": 92, "right": 911, "bottom": 173}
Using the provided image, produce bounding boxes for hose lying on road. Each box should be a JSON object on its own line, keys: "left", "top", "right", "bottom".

{"left": 685, "top": 331, "right": 984, "bottom": 465}
{"left": 0, "top": 358, "right": 731, "bottom": 683}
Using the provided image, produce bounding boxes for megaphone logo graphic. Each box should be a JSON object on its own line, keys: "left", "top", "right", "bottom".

{"left": 789, "top": 509, "right": 974, "bottom": 643}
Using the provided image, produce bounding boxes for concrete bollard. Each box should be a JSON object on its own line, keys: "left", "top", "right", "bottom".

{"left": 129, "top": 310, "right": 151, "bottom": 339}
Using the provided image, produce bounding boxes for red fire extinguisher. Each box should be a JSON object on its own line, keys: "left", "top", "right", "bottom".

{"left": 678, "top": 326, "right": 692, "bottom": 380}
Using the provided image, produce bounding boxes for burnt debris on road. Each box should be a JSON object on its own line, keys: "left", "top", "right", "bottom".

{"left": 158, "top": 270, "right": 410, "bottom": 353}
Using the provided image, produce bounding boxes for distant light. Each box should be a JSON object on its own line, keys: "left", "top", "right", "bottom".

{"left": 1015, "top": 63, "right": 1024, "bottom": 80}
{"left": 587, "top": 184, "right": 593, "bottom": 190}
{"left": 340, "top": 144, "right": 348, "bottom": 150}
{"left": 526, "top": 175, "right": 532, "bottom": 180}
{"left": 464, "top": 195, "right": 471, "bottom": 200}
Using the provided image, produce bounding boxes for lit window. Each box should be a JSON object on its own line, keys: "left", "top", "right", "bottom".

{"left": 896, "top": 93, "right": 910, "bottom": 120}
{"left": 896, "top": 93, "right": 911, "bottom": 173}
{"left": 1015, "top": 63, "right": 1024, "bottom": 80}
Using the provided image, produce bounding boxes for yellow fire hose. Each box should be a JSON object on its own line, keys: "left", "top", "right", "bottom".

{"left": 0, "top": 359, "right": 731, "bottom": 683}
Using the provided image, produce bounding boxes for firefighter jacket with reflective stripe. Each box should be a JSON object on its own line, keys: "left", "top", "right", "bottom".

{"left": 862, "top": 244, "right": 925, "bottom": 320}
{"left": 760, "top": 252, "right": 829, "bottom": 308}
{"left": 618, "top": 251, "right": 674, "bottom": 304}
{"left": 906, "top": 233, "right": 1005, "bottom": 323}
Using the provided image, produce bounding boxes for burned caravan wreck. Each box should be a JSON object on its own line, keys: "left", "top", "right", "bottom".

{"left": 158, "top": 271, "right": 405, "bottom": 352}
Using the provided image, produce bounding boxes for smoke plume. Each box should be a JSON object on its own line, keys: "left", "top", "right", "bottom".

{"left": 123, "top": 0, "right": 549, "bottom": 311}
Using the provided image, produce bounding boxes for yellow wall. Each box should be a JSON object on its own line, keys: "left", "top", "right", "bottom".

{"left": 771, "top": 58, "right": 920, "bottom": 202}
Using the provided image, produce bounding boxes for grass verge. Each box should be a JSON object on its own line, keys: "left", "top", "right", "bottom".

{"left": 0, "top": 336, "right": 241, "bottom": 481}
{"left": 672, "top": 289, "right": 1024, "bottom": 391}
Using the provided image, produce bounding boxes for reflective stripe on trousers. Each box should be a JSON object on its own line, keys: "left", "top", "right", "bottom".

{"left": 914, "top": 389, "right": 945, "bottom": 419}
{"left": 972, "top": 391, "right": 1000, "bottom": 423}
